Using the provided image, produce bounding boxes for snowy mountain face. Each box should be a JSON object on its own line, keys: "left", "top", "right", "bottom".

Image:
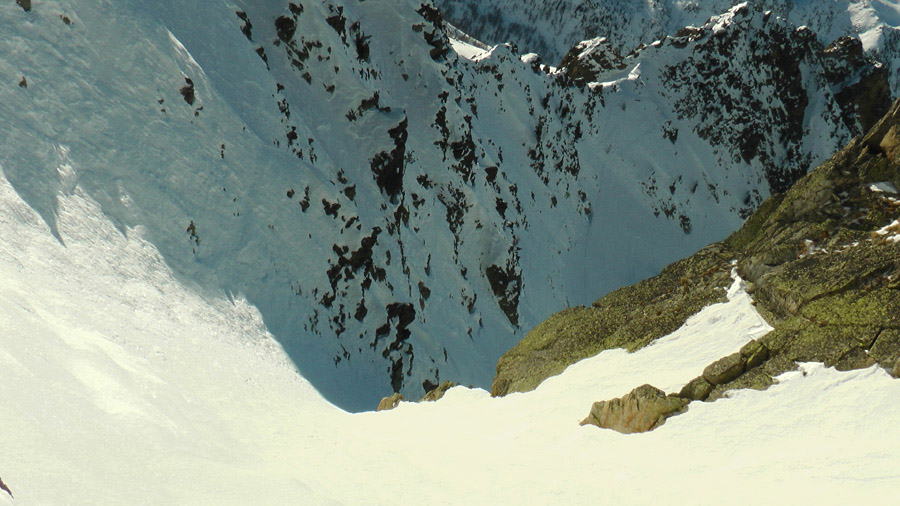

{"left": 0, "top": 0, "right": 886, "bottom": 410}
{"left": 558, "top": 5, "right": 891, "bottom": 194}
{"left": 437, "top": 0, "right": 900, "bottom": 110}
{"left": 435, "top": 0, "right": 900, "bottom": 69}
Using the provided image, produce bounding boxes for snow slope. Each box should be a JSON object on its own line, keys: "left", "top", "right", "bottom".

{"left": 0, "top": 0, "right": 879, "bottom": 408}
{"left": 2, "top": 170, "right": 899, "bottom": 505}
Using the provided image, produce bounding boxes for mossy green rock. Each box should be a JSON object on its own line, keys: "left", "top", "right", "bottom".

{"left": 715, "top": 102, "right": 900, "bottom": 380}
{"left": 762, "top": 354, "right": 799, "bottom": 377}
{"left": 729, "top": 98, "right": 900, "bottom": 371}
{"left": 491, "top": 245, "right": 734, "bottom": 396}
{"left": 740, "top": 340, "right": 769, "bottom": 369}
{"left": 870, "top": 329, "right": 900, "bottom": 367}
{"left": 707, "top": 367, "right": 774, "bottom": 402}
{"left": 703, "top": 352, "right": 745, "bottom": 385}
{"left": 678, "top": 376, "right": 713, "bottom": 401}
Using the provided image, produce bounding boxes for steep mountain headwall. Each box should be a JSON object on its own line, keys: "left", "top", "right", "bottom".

{"left": 0, "top": 0, "right": 884, "bottom": 409}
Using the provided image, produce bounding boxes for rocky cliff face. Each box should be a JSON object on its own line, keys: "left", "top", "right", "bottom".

{"left": 0, "top": 0, "right": 889, "bottom": 409}
{"left": 494, "top": 97, "right": 900, "bottom": 401}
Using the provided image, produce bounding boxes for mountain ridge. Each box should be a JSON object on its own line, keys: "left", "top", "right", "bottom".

{"left": 436, "top": 0, "right": 900, "bottom": 69}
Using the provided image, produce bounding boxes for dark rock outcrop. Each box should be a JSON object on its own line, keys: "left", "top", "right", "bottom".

{"left": 678, "top": 340, "right": 775, "bottom": 402}
{"left": 0, "top": 474, "right": 11, "bottom": 498}
{"left": 580, "top": 384, "right": 688, "bottom": 434}
{"left": 558, "top": 37, "right": 626, "bottom": 84}
{"left": 706, "top": 367, "right": 775, "bottom": 402}
{"left": 179, "top": 77, "right": 195, "bottom": 105}
{"left": 822, "top": 36, "right": 892, "bottom": 136}
{"left": 740, "top": 339, "right": 770, "bottom": 369}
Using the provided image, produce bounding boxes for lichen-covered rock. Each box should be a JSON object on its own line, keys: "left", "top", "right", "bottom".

{"left": 580, "top": 384, "right": 688, "bottom": 434}
{"left": 784, "top": 324, "right": 878, "bottom": 368}
{"left": 376, "top": 393, "right": 404, "bottom": 411}
{"left": 491, "top": 245, "right": 734, "bottom": 396}
{"left": 725, "top": 97, "right": 900, "bottom": 380}
{"left": 685, "top": 349, "right": 793, "bottom": 402}
{"left": 869, "top": 329, "right": 900, "bottom": 368}
{"left": 892, "top": 357, "right": 900, "bottom": 378}
{"left": 740, "top": 340, "right": 769, "bottom": 370}
{"left": 707, "top": 368, "right": 775, "bottom": 402}
{"left": 420, "top": 381, "right": 458, "bottom": 402}
{"left": 678, "top": 376, "right": 713, "bottom": 401}
{"left": 762, "top": 354, "right": 799, "bottom": 377}
{"left": 703, "top": 352, "right": 745, "bottom": 385}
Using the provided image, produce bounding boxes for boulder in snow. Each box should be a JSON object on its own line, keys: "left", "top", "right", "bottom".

{"left": 376, "top": 393, "right": 405, "bottom": 411}
{"left": 678, "top": 376, "right": 713, "bottom": 401}
{"left": 420, "top": 381, "right": 458, "bottom": 402}
{"left": 580, "top": 384, "right": 688, "bottom": 434}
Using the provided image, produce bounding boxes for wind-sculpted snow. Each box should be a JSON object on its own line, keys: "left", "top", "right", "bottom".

{"left": 0, "top": 0, "right": 881, "bottom": 409}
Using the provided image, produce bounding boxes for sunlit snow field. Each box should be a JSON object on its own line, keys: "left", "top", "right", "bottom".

{"left": 1, "top": 171, "right": 898, "bottom": 505}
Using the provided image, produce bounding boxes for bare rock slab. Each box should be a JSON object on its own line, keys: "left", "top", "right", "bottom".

{"left": 580, "top": 384, "right": 688, "bottom": 434}
{"left": 703, "top": 352, "right": 745, "bottom": 385}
